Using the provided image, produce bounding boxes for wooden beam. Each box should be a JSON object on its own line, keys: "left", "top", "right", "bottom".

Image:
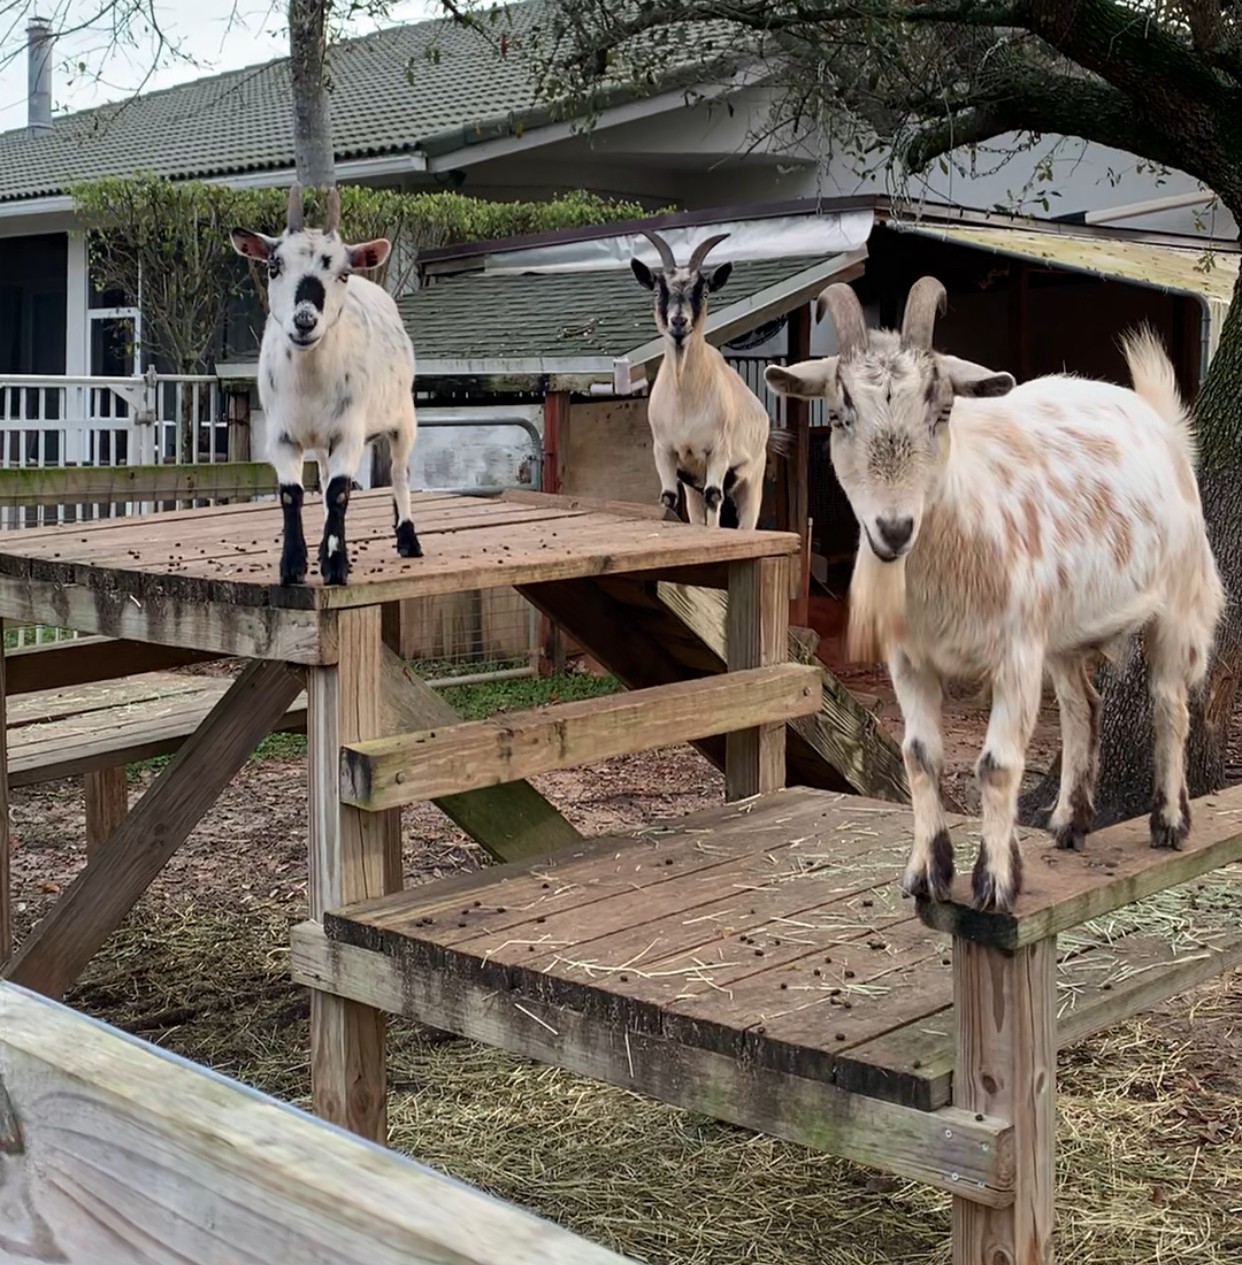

{"left": 376, "top": 646, "right": 582, "bottom": 861}
{"left": 291, "top": 922, "right": 1016, "bottom": 1207}
{"left": 0, "top": 573, "right": 331, "bottom": 665}
{"left": 84, "top": 767, "right": 128, "bottom": 858}
{"left": 5, "top": 636, "right": 222, "bottom": 697}
{"left": 0, "top": 981, "right": 637, "bottom": 1265}
{"left": 952, "top": 938, "right": 1056, "bottom": 1264}
{"left": 309, "top": 607, "right": 401, "bottom": 1143}
{"left": 0, "top": 460, "right": 321, "bottom": 508}
{"left": 725, "top": 558, "right": 789, "bottom": 799}
{"left": 343, "top": 665, "right": 821, "bottom": 811}
{"left": 785, "top": 302, "right": 812, "bottom": 625}
{"left": 499, "top": 489, "right": 680, "bottom": 522}
{"left": 2, "top": 660, "right": 304, "bottom": 998}
{"left": 917, "top": 783, "right": 1242, "bottom": 949}
{"left": 656, "top": 580, "right": 911, "bottom": 805}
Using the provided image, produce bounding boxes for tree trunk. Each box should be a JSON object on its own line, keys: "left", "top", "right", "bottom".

{"left": 289, "top": 0, "right": 335, "bottom": 189}
{"left": 1021, "top": 257, "right": 1242, "bottom": 829}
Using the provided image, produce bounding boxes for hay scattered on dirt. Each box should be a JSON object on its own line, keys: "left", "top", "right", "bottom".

{"left": 67, "top": 900, "right": 1242, "bottom": 1265}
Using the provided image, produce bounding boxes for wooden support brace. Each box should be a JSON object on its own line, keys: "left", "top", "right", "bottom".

{"left": 952, "top": 937, "right": 1056, "bottom": 1265}
{"left": 1, "top": 659, "right": 304, "bottom": 998}
{"left": 344, "top": 665, "right": 821, "bottom": 810}
{"left": 84, "top": 767, "right": 129, "bottom": 858}
{"left": 376, "top": 645, "right": 582, "bottom": 862}
{"left": 725, "top": 556, "right": 789, "bottom": 800}
{"left": 309, "top": 607, "right": 401, "bottom": 1143}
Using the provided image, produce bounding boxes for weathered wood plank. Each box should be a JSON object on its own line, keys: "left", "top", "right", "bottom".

{"left": 952, "top": 938, "right": 1056, "bottom": 1262}
{"left": 2, "top": 660, "right": 304, "bottom": 997}
{"left": 84, "top": 766, "right": 128, "bottom": 857}
{"left": 309, "top": 607, "right": 400, "bottom": 1143}
{"left": 918, "top": 785, "right": 1242, "bottom": 948}
{"left": 343, "top": 665, "right": 820, "bottom": 810}
{"left": 291, "top": 922, "right": 1015, "bottom": 1207}
{"left": 725, "top": 558, "right": 789, "bottom": 800}
{"left": 5, "top": 636, "right": 221, "bottom": 696}
{"left": 0, "top": 571, "right": 331, "bottom": 664}
{"left": 0, "top": 981, "right": 636, "bottom": 1265}
{"left": 376, "top": 646, "right": 582, "bottom": 862}
{"left": 656, "top": 580, "right": 912, "bottom": 806}
{"left": 0, "top": 460, "right": 318, "bottom": 507}
{"left": 498, "top": 489, "right": 680, "bottom": 521}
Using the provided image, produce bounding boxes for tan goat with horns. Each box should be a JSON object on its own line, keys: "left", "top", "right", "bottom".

{"left": 631, "top": 230, "right": 792, "bottom": 529}
{"left": 766, "top": 275, "right": 1223, "bottom": 913}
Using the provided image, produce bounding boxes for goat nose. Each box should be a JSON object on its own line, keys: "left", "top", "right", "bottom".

{"left": 876, "top": 516, "right": 914, "bottom": 552}
{"left": 293, "top": 309, "right": 317, "bottom": 332}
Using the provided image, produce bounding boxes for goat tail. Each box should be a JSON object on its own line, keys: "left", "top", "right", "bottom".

{"left": 1121, "top": 324, "right": 1200, "bottom": 469}
{"left": 766, "top": 425, "right": 796, "bottom": 460}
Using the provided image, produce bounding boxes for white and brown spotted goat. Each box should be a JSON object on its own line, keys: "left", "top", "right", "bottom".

{"left": 766, "top": 277, "right": 1224, "bottom": 912}
{"left": 231, "top": 184, "right": 421, "bottom": 585}
{"left": 631, "top": 231, "right": 792, "bottom": 529}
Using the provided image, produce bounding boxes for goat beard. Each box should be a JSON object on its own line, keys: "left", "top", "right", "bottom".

{"left": 846, "top": 544, "right": 907, "bottom": 664}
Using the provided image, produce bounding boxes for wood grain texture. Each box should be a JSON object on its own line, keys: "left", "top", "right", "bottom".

{"left": 309, "top": 607, "right": 401, "bottom": 1143}
{"left": 918, "top": 783, "right": 1242, "bottom": 948}
{"left": 2, "top": 660, "right": 303, "bottom": 997}
{"left": 376, "top": 646, "right": 581, "bottom": 861}
{"left": 83, "top": 767, "right": 128, "bottom": 857}
{"left": 725, "top": 557, "right": 789, "bottom": 800}
{"left": 5, "top": 636, "right": 220, "bottom": 696}
{"left": 655, "top": 579, "right": 911, "bottom": 805}
{"left": 952, "top": 938, "right": 1056, "bottom": 1264}
{"left": 343, "top": 664, "right": 821, "bottom": 810}
{"left": 0, "top": 982, "right": 636, "bottom": 1265}
{"left": 292, "top": 923, "right": 1015, "bottom": 1206}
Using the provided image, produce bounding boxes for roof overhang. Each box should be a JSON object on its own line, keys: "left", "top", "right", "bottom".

{"left": 612, "top": 246, "right": 869, "bottom": 394}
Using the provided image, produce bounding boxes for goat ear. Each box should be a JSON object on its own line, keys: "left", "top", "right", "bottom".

{"left": 706, "top": 261, "right": 732, "bottom": 293}
{"left": 347, "top": 239, "right": 391, "bottom": 270}
{"left": 231, "top": 229, "right": 277, "bottom": 261}
{"left": 765, "top": 358, "right": 838, "bottom": 400}
{"left": 940, "top": 355, "right": 1016, "bottom": 398}
{"left": 631, "top": 257, "right": 656, "bottom": 290}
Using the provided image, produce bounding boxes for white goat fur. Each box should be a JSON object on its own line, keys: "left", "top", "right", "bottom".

{"left": 231, "top": 184, "right": 420, "bottom": 586}
{"left": 767, "top": 279, "right": 1224, "bottom": 912}
{"left": 632, "top": 231, "right": 791, "bottom": 529}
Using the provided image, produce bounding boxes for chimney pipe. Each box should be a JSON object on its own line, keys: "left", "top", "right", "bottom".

{"left": 27, "top": 16, "right": 53, "bottom": 136}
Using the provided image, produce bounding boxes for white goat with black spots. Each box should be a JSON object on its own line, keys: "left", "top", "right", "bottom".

{"left": 231, "top": 183, "right": 421, "bottom": 586}
{"left": 766, "top": 276, "right": 1224, "bottom": 913}
{"left": 631, "top": 231, "right": 793, "bottom": 529}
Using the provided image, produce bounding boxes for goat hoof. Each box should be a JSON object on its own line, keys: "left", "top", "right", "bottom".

{"left": 319, "top": 537, "right": 350, "bottom": 585}
{"left": 704, "top": 485, "right": 723, "bottom": 512}
{"left": 970, "top": 850, "right": 1019, "bottom": 913}
{"left": 660, "top": 489, "right": 678, "bottom": 511}
{"left": 395, "top": 521, "right": 423, "bottom": 558}
{"left": 280, "top": 544, "right": 308, "bottom": 586}
{"left": 1150, "top": 789, "right": 1190, "bottom": 850}
{"left": 900, "top": 831, "right": 955, "bottom": 902}
{"left": 1053, "top": 824, "right": 1087, "bottom": 852}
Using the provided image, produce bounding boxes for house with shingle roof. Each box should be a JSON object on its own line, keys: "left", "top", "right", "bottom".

{"left": 0, "top": 0, "right": 1231, "bottom": 383}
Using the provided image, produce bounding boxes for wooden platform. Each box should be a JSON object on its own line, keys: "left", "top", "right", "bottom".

{"left": 304, "top": 787, "right": 1242, "bottom": 1115}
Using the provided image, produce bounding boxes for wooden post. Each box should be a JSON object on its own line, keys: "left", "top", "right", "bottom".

{"left": 725, "top": 556, "right": 789, "bottom": 799}
{"left": 0, "top": 636, "right": 9, "bottom": 966}
{"left": 538, "top": 392, "right": 570, "bottom": 675}
{"left": 84, "top": 767, "right": 129, "bottom": 857}
{"left": 952, "top": 937, "right": 1056, "bottom": 1265}
{"left": 308, "top": 606, "right": 402, "bottom": 1143}
{"left": 226, "top": 388, "right": 252, "bottom": 463}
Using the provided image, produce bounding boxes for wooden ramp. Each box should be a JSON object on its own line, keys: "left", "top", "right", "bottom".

{"left": 296, "top": 787, "right": 1242, "bottom": 1135}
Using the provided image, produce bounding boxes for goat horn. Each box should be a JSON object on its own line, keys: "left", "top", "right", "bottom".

{"left": 324, "top": 186, "right": 341, "bottom": 236}
{"left": 688, "top": 232, "right": 730, "bottom": 273}
{"left": 901, "top": 276, "right": 947, "bottom": 350}
{"left": 815, "top": 283, "right": 868, "bottom": 358}
{"left": 641, "top": 230, "right": 677, "bottom": 273}
{"left": 286, "top": 182, "right": 304, "bottom": 233}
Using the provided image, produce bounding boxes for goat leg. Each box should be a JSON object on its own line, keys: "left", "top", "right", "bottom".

{"left": 271, "top": 436, "right": 308, "bottom": 586}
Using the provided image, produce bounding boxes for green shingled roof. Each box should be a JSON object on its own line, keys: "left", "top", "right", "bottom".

{"left": 400, "top": 255, "right": 823, "bottom": 364}
{"left": 0, "top": 3, "right": 747, "bottom": 204}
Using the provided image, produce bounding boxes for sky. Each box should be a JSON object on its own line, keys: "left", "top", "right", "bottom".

{"left": 0, "top": 0, "right": 444, "bottom": 133}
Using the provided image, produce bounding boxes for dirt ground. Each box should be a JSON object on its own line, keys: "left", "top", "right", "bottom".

{"left": 7, "top": 669, "right": 1242, "bottom": 1264}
